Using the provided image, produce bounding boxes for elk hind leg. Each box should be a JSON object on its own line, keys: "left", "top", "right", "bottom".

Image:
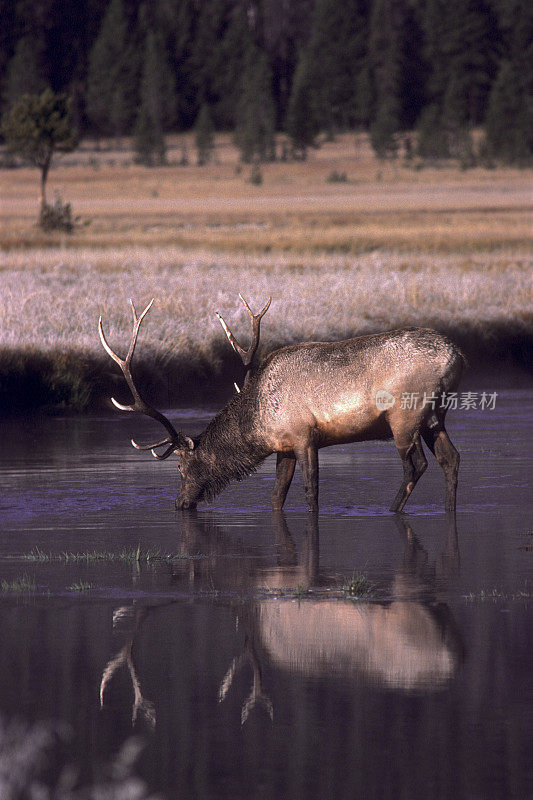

{"left": 272, "top": 452, "right": 296, "bottom": 510}
{"left": 390, "top": 435, "right": 428, "bottom": 513}
{"left": 422, "top": 426, "right": 459, "bottom": 513}
{"left": 295, "top": 444, "right": 319, "bottom": 512}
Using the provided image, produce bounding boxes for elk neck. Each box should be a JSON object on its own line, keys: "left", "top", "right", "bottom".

{"left": 192, "top": 390, "right": 270, "bottom": 502}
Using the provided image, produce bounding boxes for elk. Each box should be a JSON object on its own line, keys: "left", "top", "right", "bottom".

{"left": 98, "top": 297, "right": 464, "bottom": 512}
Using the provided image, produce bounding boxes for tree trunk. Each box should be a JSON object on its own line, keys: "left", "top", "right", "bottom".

{"left": 39, "top": 156, "right": 51, "bottom": 221}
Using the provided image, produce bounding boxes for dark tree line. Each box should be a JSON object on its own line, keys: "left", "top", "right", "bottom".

{"left": 0, "top": 0, "right": 531, "bottom": 164}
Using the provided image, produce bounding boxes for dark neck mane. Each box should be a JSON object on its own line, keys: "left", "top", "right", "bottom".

{"left": 195, "top": 394, "right": 269, "bottom": 502}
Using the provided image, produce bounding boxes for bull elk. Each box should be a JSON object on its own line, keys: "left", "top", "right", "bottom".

{"left": 98, "top": 297, "right": 464, "bottom": 512}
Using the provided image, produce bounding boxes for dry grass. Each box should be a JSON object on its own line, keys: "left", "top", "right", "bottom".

{"left": 0, "top": 247, "right": 531, "bottom": 350}
{"left": 0, "top": 133, "right": 531, "bottom": 412}
{"left": 0, "top": 247, "right": 530, "bottom": 411}
{"left": 1, "top": 133, "right": 531, "bottom": 254}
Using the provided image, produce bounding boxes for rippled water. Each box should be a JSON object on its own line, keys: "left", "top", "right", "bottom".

{"left": 0, "top": 389, "right": 531, "bottom": 799}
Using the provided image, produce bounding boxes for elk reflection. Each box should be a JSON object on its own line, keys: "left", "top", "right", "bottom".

{"left": 99, "top": 604, "right": 156, "bottom": 729}
{"left": 253, "top": 513, "right": 463, "bottom": 695}
{"left": 100, "top": 512, "right": 463, "bottom": 728}
{"left": 175, "top": 511, "right": 463, "bottom": 722}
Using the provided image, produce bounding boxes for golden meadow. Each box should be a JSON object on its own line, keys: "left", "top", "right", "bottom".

{"left": 0, "top": 133, "right": 531, "bottom": 412}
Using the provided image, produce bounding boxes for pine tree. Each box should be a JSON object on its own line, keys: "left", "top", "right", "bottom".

{"left": 191, "top": 0, "right": 233, "bottom": 127}
{"left": 441, "top": 64, "right": 475, "bottom": 166}
{"left": 194, "top": 103, "right": 215, "bottom": 165}
{"left": 304, "top": 0, "right": 369, "bottom": 133}
{"left": 134, "top": 30, "right": 175, "bottom": 166}
{"left": 260, "top": 0, "right": 315, "bottom": 124}
{"left": 484, "top": 60, "right": 533, "bottom": 163}
{"left": 416, "top": 103, "right": 449, "bottom": 159}
{"left": 397, "top": 4, "right": 427, "bottom": 129}
{"left": 353, "top": 65, "right": 374, "bottom": 130}
{"left": 214, "top": 6, "right": 255, "bottom": 129}
{"left": 168, "top": 0, "right": 198, "bottom": 129}
{"left": 234, "top": 46, "right": 276, "bottom": 163}
{"left": 86, "top": 0, "right": 137, "bottom": 137}
{"left": 370, "top": 105, "right": 399, "bottom": 160}
{"left": 422, "top": 0, "right": 499, "bottom": 132}
{"left": 2, "top": 37, "right": 45, "bottom": 115}
{"left": 285, "top": 49, "right": 320, "bottom": 158}
{"left": 483, "top": 0, "right": 533, "bottom": 164}
{"left": 368, "top": 0, "right": 403, "bottom": 159}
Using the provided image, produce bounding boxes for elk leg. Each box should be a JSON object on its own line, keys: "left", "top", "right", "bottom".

{"left": 272, "top": 453, "right": 296, "bottom": 510}
{"left": 390, "top": 435, "right": 427, "bottom": 512}
{"left": 422, "top": 427, "right": 459, "bottom": 513}
{"left": 295, "top": 444, "right": 319, "bottom": 512}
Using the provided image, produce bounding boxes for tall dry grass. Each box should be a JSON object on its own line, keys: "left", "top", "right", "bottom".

{"left": 0, "top": 247, "right": 530, "bottom": 412}
{"left": 0, "top": 133, "right": 531, "bottom": 412}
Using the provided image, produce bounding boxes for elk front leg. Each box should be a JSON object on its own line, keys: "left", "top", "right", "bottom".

{"left": 271, "top": 452, "right": 296, "bottom": 510}
{"left": 295, "top": 444, "right": 319, "bottom": 512}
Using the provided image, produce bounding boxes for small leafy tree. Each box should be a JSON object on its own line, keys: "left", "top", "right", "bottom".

{"left": 194, "top": 103, "right": 215, "bottom": 165}
{"left": 1, "top": 89, "right": 77, "bottom": 224}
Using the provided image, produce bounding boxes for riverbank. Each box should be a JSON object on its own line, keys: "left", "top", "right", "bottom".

{"left": 0, "top": 249, "right": 530, "bottom": 414}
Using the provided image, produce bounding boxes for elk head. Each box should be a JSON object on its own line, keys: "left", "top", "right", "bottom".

{"left": 99, "top": 297, "right": 272, "bottom": 511}
{"left": 98, "top": 299, "right": 202, "bottom": 509}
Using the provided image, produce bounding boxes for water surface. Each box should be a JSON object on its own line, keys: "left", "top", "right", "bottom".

{"left": 0, "top": 389, "right": 531, "bottom": 798}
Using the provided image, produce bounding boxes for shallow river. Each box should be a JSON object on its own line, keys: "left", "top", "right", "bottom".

{"left": 0, "top": 389, "right": 531, "bottom": 799}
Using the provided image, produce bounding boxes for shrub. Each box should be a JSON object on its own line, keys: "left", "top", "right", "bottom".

{"left": 248, "top": 163, "right": 263, "bottom": 185}
{"left": 39, "top": 193, "right": 80, "bottom": 233}
{"left": 327, "top": 170, "right": 348, "bottom": 183}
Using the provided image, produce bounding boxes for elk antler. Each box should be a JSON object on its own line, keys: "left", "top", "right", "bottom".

{"left": 216, "top": 295, "right": 271, "bottom": 388}
{"left": 99, "top": 299, "right": 193, "bottom": 459}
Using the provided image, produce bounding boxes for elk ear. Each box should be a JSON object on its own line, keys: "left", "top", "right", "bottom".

{"left": 184, "top": 436, "right": 195, "bottom": 451}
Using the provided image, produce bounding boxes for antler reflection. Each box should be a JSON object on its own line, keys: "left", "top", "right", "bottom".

{"left": 100, "top": 605, "right": 156, "bottom": 729}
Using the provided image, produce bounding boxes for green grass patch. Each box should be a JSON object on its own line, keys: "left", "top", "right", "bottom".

{"left": 342, "top": 571, "right": 375, "bottom": 598}
{"left": 68, "top": 581, "right": 93, "bottom": 593}
{"left": 465, "top": 586, "right": 531, "bottom": 601}
{"left": 1, "top": 574, "right": 37, "bottom": 593}
{"left": 20, "top": 546, "right": 188, "bottom": 564}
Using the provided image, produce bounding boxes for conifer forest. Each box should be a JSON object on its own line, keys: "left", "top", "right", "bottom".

{"left": 1, "top": 0, "right": 532, "bottom": 163}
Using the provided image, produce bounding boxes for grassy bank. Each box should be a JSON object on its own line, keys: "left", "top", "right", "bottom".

{"left": 0, "top": 134, "right": 531, "bottom": 414}
{"left": 0, "top": 249, "right": 530, "bottom": 414}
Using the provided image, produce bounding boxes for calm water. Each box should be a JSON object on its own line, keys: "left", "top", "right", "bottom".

{"left": 0, "top": 389, "right": 531, "bottom": 799}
